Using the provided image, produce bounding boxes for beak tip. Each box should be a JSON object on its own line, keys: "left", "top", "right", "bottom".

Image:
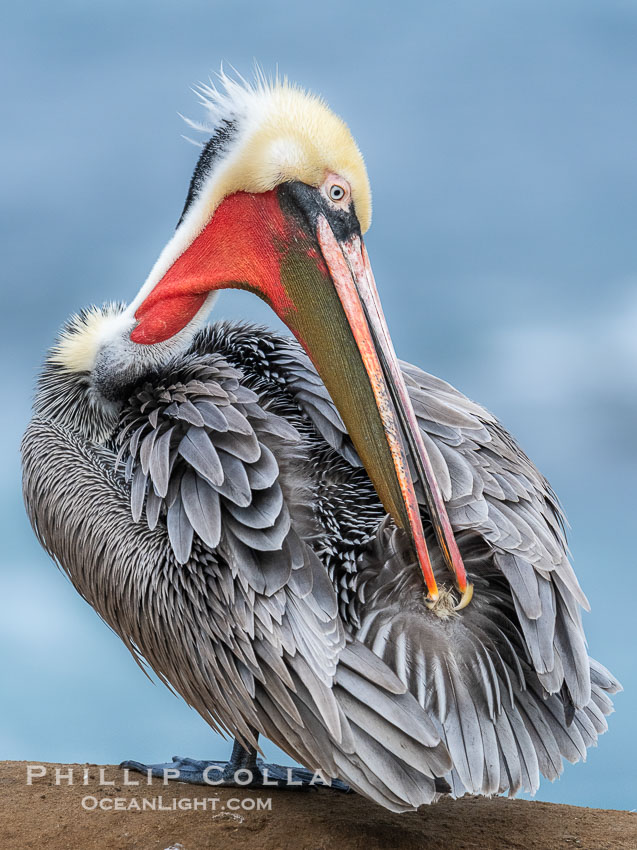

{"left": 454, "top": 583, "right": 474, "bottom": 611}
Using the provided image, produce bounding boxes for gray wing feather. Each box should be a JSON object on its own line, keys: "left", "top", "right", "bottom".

{"left": 24, "top": 324, "right": 621, "bottom": 812}
{"left": 225, "top": 482, "right": 283, "bottom": 529}
{"left": 212, "top": 429, "right": 261, "bottom": 463}
{"left": 400, "top": 358, "right": 595, "bottom": 709}
{"left": 180, "top": 470, "right": 221, "bottom": 549}
{"left": 215, "top": 450, "right": 252, "bottom": 506}
{"left": 355, "top": 522, "right": 619, "bottom": 798}
{"left": 149, "top": 427, "right": 173, "bottom": 497}
{"left": 269, "top": 341, "right": 362, "bottom": 465}
{"left": 166, "top": 494, "right": 194, "bottom": 565}
{"left": 178, "top": 429, "right": 224, "bottom": 486}
{"left": 225, "top": 502, "right": 291, "bottom": 551}
{"left": 183, "top": 333, "right": 620, "bottom": 803}
{"left": 145, "top": 483, "right": 162, "bottom": 530}
{"left": 56, "top": 354, "right": 449, "bottom": 811}
{"left": 244, "top": 444, "right": 279, "bottom": 490}
{"left": 130, "top": 464, "right": 147, "bottom": 523}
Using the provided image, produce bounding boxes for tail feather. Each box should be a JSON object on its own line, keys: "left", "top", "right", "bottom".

{"left": 253, "top": 632, "right": 452, "bottom": 812}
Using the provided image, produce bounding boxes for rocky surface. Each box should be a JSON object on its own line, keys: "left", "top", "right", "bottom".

{"left": 1, "top": 761, "right": 634, "bottom": 849}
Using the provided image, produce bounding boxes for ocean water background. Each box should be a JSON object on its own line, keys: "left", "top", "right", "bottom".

{"left": 1, "top": 0, "right": 634, "bottom": 810}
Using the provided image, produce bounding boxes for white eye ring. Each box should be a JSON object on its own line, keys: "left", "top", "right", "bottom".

{"left": 329, "top": 184, "right": 346, "bottom": 202}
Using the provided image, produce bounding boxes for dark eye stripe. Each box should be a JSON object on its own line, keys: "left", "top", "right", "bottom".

{"left": 177, "top": 119, "right": 238, "bottom": 227}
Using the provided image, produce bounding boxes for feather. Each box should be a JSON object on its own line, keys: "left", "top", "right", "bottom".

{"left": 251, "top": 546, "right": 293, "bottom": 596}
{"left": 130, "top": 464, "right": 147, "bottom": 523}
{"left": 225, "top": 483, "right": 283, "bottom": 529}
{"left": 215, "top": 450, "right": 252, "bottom": 506}
{"left": 149, "top": 426, "right": 174, "bottom": 498}
{"left": 145, "top": 483, "right": 162, "bottom": 530}
{"left": 497, "top": 552, "right": 541, "bottom": 619}
{"left": 255, "top": 413, "right": 301, "bottom": 443}
{"left": 437, "top": 442, "right": 475, "bottom": 500}
{"left": 178, "top": 427, "right": 224, "bottom": 486}
{"left": 221, "top": 405, "right": 253, "bottom": 435}
{"left": 166, "top": 494, "right": 194, "bottom": 564}
{"left": 245, "top": 444, "right": 279, "bottom": 490}
{"left": 194, "top": 400, "right": 229, "bottom": 431}
{"left": 176, "top": 400, "right": 205, "bottom": 426}
{"left": 226, "top": 503, "right": 291, "bottom": 551}
{"left": 139, "top": 428, "right": 159, "bottom": 476}
{"left": 180, "top": 469, "right": 222, "bottom": 548}
{"left": 212, "top": 429, "right": 261, "bottom": 463}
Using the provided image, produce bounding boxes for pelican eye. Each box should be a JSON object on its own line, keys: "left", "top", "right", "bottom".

{"left": 329, "top": 184, "right": 346, "bottom": 202}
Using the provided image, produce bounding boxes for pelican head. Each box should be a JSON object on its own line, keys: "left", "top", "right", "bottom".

{"left": 78, "top": 73, "right": 469, "bottom": 604}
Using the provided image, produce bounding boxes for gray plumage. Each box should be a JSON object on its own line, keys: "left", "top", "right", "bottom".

{"left": 22, "top": 311, "right": 620, "bottom": 812}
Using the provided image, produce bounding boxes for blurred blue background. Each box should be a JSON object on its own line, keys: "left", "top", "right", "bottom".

{"left": 1, "top": 0, "right": 634, "bottom": 811}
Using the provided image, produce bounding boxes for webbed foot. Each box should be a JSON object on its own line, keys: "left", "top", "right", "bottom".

{"left": 120, "top": 746, "right": 349, "bottom": 792}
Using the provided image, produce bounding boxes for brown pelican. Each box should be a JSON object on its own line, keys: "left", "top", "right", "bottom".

{"left": 22, "top": 74, "right": 620, "bottom": 812}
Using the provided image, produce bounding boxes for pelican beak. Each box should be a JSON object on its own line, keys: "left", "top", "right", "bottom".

{"left": 312, "top": 218, "right": 473, "bottom": 609}
{"left": 132, "top": 182, "right": 471, "bottom": 606}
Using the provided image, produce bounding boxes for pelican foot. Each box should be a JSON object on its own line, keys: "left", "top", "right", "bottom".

{"left": 119, "top": 755, "right": 350, "bottom": 792}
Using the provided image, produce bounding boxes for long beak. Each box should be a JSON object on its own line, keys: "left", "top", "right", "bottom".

{"left": 131, "top": 185, "right": 470, "bottom": 606}
{"left": 314, "top": 217, "right": 471, "bottom": 607}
